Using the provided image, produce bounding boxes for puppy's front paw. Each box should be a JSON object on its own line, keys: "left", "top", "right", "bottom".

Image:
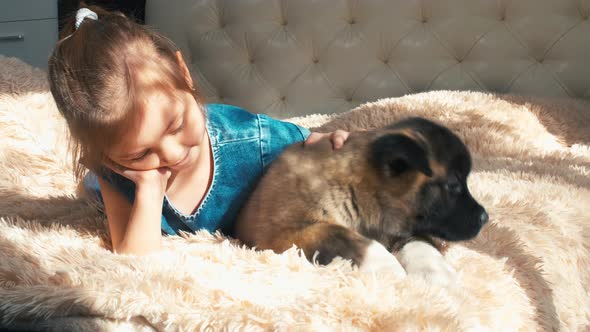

{"left": 396, "top": 241, "right": 458, "bottom": 289}
{"left": 359, "top": 241, "right": 407, "bottom": 278}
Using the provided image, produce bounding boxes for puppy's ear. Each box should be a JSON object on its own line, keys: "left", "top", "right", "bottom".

{"left": 371, "top": 134, "right": 433, "bottom": 177}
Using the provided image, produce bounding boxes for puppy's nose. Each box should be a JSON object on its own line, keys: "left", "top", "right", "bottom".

{"left": 479, "top": 211, "right": 489, "bottom": 225}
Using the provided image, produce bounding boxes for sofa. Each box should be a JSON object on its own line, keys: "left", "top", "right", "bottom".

{"left": 146, "top": 0, "right": 590, "bottom": 118}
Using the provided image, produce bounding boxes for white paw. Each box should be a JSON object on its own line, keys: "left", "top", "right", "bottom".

{"left": 396, "top": 241, "right": 458, "bottom": 289}
{"left": 359, "top": 241, "right": 407, "bottom": 278}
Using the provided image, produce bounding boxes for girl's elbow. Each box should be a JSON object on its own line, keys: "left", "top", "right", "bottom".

{"left": 112, "top": 239, "right": 161, "bottom": 256}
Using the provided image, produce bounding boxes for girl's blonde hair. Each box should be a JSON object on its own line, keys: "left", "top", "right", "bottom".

{"left": 49, "top": 4, "right": 203, "bottom": 180}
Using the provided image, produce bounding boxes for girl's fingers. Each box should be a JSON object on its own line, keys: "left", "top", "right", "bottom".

{"left": 102, "top": 158, "right": 132, "bottom": 177}
{"left": 330, "top": 130, "right": 350, "bottom": 150}
{"left": 158, "top": 167, "right": 173, "bottom": 180}
{"left": 304, "top": 132, "right": 325, "bottom": 146}
{"left": 304, "top": 130, "right": 351, "bottom": 149}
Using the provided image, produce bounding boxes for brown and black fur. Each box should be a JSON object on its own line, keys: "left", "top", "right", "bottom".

{"left": 234, "top": 117, "right": 488, "bottom": 268}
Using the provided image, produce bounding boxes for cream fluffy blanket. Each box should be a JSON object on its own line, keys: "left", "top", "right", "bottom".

{"left": 0, "top": 56, "right": 589, "bottom": 331}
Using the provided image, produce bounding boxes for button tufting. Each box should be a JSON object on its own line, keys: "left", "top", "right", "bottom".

{"left": 157, "top": 0, "right": 590, "bottom": 118}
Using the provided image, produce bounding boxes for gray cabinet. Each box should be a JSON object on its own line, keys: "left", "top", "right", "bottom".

{"left": 0, "top": 0, "right": 58, "bottom": 70}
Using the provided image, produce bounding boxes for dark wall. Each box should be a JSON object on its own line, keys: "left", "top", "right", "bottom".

{"left": 58, "top": 0, "right": 146, "bottom": 30}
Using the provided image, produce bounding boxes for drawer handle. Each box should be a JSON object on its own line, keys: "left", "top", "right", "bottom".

{"left": 0, "top": 34, "right": 25, "bottom": 41}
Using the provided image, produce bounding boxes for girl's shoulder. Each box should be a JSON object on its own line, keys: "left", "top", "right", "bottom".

{"left": 205, "top": 104, "right": 259, "bottom": 142}
{"left": 204, "top": 103, "right": 310, "bottom": 145}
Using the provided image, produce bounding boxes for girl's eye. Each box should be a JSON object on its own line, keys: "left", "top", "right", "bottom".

{"left": 131, "top": 150, "right": 150, "bottom": 162}
{"left": 172, "top": 121, "right": 185, "bottom": 134}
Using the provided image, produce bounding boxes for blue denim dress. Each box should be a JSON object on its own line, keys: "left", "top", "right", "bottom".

{"left": 83, "top": 104, "right": 311, "bottom": 236}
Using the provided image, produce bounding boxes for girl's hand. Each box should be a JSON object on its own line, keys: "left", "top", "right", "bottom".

{"left": 305, "top": 129, "right": 350, "bottom": 150}
{"left": 103, "top": 159, "right": 171, "bottom": 195}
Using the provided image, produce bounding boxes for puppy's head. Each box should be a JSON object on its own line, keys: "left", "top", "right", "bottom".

{"left": 370, "top": 117, "right": 488, "bottom": 242}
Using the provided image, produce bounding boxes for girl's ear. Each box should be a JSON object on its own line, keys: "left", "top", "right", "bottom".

{"left": 175, "top": 51, "right": 194, "bottom": 89}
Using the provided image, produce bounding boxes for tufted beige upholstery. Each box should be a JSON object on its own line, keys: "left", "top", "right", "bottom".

{"left": 146, "top": 0, "right": 590, "bottom": 118}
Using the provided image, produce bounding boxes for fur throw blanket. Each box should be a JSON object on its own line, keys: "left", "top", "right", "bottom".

{"left": 0, "top": 56, "right": 589, "bottom": 331}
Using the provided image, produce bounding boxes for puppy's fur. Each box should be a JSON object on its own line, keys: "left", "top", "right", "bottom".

{"left": 235, "top": 118, "right": 488, "bottom": 278}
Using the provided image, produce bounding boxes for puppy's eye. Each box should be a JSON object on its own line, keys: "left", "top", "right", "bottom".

{"left": 443, "top": 182, "right": 462, "bottom": 195}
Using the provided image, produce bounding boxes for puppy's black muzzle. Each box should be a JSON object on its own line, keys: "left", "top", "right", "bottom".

{"left": 479, "top": 210, "right": 489, "bottom": 226}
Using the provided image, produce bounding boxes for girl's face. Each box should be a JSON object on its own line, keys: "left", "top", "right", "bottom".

{"left": 106, "top": 88, "right": 207, "bottom": 172}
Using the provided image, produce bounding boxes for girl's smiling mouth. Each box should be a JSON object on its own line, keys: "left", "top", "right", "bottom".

{"left": 170, "top": 148, "right": 192, "bottom": 170}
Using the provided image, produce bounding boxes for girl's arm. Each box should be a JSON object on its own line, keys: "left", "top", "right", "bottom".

{"left": 97, "top": 165, "right": 170, "bottom": 255}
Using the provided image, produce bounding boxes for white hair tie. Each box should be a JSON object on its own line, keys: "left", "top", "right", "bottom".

{"left": 75, "top": 8, "right": 98, "bottom": 30}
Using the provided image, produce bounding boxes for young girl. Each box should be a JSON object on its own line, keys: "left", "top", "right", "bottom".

{"left": 49, "top": 6, "right": 350, "bottom": 255}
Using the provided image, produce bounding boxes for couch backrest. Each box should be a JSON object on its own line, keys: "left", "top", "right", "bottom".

{"left": 146, "top": 0, "right": 590, "bottom": 118}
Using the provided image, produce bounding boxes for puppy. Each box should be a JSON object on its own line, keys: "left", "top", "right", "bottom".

{"left": 235, "top": 117, "right": 488, "bottom": 284}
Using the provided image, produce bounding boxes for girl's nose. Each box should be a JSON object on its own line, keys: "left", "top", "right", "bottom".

{"left": 160, "top": 137, "right": 185, "bottom": 165}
